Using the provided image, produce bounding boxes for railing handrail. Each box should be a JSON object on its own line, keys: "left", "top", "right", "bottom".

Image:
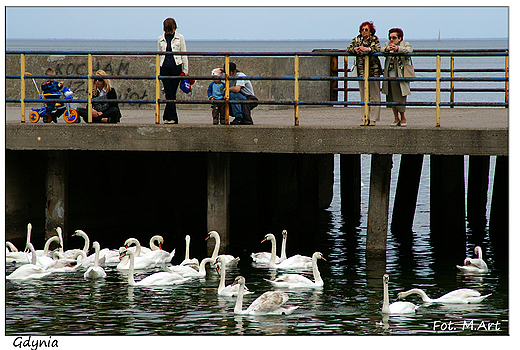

{"left": 6, "top": 49, "right": 509, "bottom": 126}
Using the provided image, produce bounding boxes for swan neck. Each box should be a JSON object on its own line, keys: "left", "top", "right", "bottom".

{"left": 280, "top": 236, "right": 287, "bottom": 260}
{"left": 26, "top": 224, "right": 32, "bottom": 251}
{"left": 128, "top": 253, "right": 136, "bottom": 285}
{"left": 43, "top": 236, "right": 56, "bottom": 255}
{"left": 312, "top": 256, "right": 322, "bottom": 283}
{"left": 81, "top": 233, "right": 90, "bottom": 252}
{"left": 198, "top": 258, "right": 209, "bottom": 276}
{"left": 211, "top": 233, "right": 220, "bottom": 260}
{"left": 185, "top": 237, "right": 190, "bottom": 260}
{"left": 269, "top": 237, "right": 277, "bottom": 267}
{"left": 94, "top": 244, "right": 100, "bottom": 268}
{"left": 218, "top": 261, "right": 226, "bottom": 292}
{"left": 234, "top": 282, "right": 245, "bottom": 313}
{"left": 382, "top": 280, "right": 390, "bottom": 313}
{"left": 29, "top": 245, "right": 37, "bottom": 265}
{"left": 404, "top": 288, "right": 430, "bottom": 302}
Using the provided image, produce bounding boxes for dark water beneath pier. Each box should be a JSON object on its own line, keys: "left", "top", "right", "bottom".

{"left": 5, "top": 155, "right": 508, "bottom": 343}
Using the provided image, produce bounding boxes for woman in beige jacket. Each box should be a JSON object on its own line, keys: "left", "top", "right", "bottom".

{"left": 382, "top": 28, "right": 413, "bottom": 126}
{"left": 158, "top": 18, "right": 189, "bottom": 124}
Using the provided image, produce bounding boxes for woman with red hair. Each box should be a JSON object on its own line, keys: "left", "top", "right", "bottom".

{"left": 347, "top": 21, "right": 382, "bottom": 126}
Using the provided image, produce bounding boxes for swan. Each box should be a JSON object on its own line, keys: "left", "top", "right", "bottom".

{"left": 138, "top": 235, "right": 164, "bottom": 255}
{"left": 59, "top": 229, "right": 90, "bottom": 258}
{"left": 457, "top": 246, "right": 489, "bottom": 273}
{"left": 84, "top": 242, "right": 107, "bottom": 280}
{"left": 6, "top": 241, "right": 31, "bottom": 264}
{"left": 24, "top": 223, "right": 32, "bottom": 252}
{"left": 141, "top": 236, "right": 175, "bottom": 264}
{"left": 121, "top": 249, "right": 191, "bottom": 286}
{"left": 166, "top": 257, "right": 216, "bottom": 278}
{"left": 271, "top": 230, "right": 312, "bottom": 269}
{"left": 280, "top": 229, "right": 288, "bottom": 261}
{"left": 266, "top": 252, "right": 326, "bottom": 288}
{"left": 206, "top": 230, "right": 240, "bottom": 266}
{"left": 44, "top": 250, "right": 86, "bottom": 273}
{"left": 251, "top": 233, "right": 283, "bottom": 265}
{"left": 117, "top": 238, "right": 156, "bottom": 270}
{"left": 180, "top": 235, "right": 200, "bottom": 269}
{"left": 232, "top": 276, "right": 298, "bottom": 315}
{"left": 382, "top": 274, "right": 418, "bottom": 314}
{"left": 215, "top": 256, "right": 253, "bottom": 296}
{"left": 7, "top": 243, "right": 53, "bottom": 280}
{"left": 34, "top": 236, "right": 62, "bottom": 267}
{"left": 398, "top": 288, "right": 491, "bottom": 304}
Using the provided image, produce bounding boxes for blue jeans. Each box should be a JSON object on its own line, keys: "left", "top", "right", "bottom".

{"left": 229, "top": 91, "right": 246, "bottom": 119}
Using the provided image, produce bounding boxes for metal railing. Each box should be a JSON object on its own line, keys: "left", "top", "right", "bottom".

{"left": 6, "top": 49, "right": 508, "bottom": 127}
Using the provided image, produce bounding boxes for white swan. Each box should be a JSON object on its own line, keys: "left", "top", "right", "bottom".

{"left": 138, "top": 235, "right": 164, "bottom": 255}
{"left": 267, "top": 252, "right": 326, "bottom": 288}
{"left": 34, "top": 236, "right": 61, "bottom": 267}
{"left": 6, "top": 241, "right": 31, "bottom": 264}
{"left": 397, "top": 288, "right": 491, "bottom": 304}
{"left": 272, "top": 230, "right": 312, "bottom": 269}
{"left": 117, "top": 238, "right": 157, "bottom": 270}
{"left": 7, "top": 243, "right": 53, "bottom": 280}
{"left": 206, "top": 230, "right": 239, "bottom": 265}
{"left": 232, "top": 276, "right": 298, "bottom": 315}
{"left": 44, "top": 250, "right": 86, "bottom": 273}
{"left": 142, "top": 236, "right": 175, "bottom": 264}
{"left": 84, "top": 242, "right": 107, "bottom": 280}
{"left": 60, "top": 229, "right": 90, "bottom": 258}
{"left": 215, "top": 256, "right": 253, "bottom": 297}
{"left": 251, "top": 233, "right": 283, "bottom": 265}
{"left": 180, "top": 235, "right": 200, "bottom": 269}
{"left": 382, "top": 274, "right": 418, "bottom": 314}
{"left": 122, "top": 249, "right": 191, "bottom": 286}
{"left": 457, "top": 246, "right": 489, "bottom": 273}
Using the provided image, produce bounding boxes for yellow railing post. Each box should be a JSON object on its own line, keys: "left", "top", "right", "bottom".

{"left": 155, "top": 54, "right": 161, "bottom": 124}
{"left": 505, "top": 53, "right": 509, "bottom": 105}
{"left": 450, "top": 56, "right": 454, "bottom": 108}
{"left": 363, "top": 55, "right": 369, "bottom": 126}
{"left": 436, "top": 55, "right": 441, "bottom": 127}
{"left": 20, "top": 54, "right": 26, "bottom": 123}
{"left": 294, "top": 54, "right": 299, "bottom": 126}
{"left": 87, "top": 54, "right": 93, "bottom": 123}
{"left": 344, "top": 56, "right": 349, "bottom": 102}
{"left": 224, "top": 55, "right": 230, "bottom": 125}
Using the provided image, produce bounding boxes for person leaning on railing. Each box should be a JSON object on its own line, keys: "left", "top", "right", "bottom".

{"left": 382, "top": 28, "right": 412, "bottom": 127}
{"left": 77, "top": 70, "right": 122, "bottom": 123}
{"left": 346, "top": 21, "right": 382, "bottom": 126}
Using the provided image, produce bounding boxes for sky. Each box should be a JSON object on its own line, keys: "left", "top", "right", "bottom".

{"left": 4, "top": 4, "right": 510, "bottom": 42}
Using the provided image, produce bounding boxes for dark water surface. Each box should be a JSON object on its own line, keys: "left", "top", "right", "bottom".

{"left": 5, "top": 155, "right": 508, "bottom": 340}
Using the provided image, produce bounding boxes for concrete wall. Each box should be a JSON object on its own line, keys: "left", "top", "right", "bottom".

{"left": 6, "top": 54, "right": 331, "bottom": 110}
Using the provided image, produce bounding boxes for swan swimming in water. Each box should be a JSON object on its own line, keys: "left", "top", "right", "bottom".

{"left": 232, "top": 276, "right": 298, "bottom": 315}
{"left": 141, "top": 236, "right": 176, "bottom": 264}
{"left": 271, "top": 230, "right": 312, "bottom": 269}
{"left": 397, "top": 288, "right": 491, "bottom": 304}
{"left": 84, "top": 241, "right": 107, "bottom": 280}
{"left": 180, "top": 235, "right": 200, "bottom": 269}
{"left": 7, "top": 243, "right": 53, "bottom": 280}
{"left": 215, "top": 256, "right": 253, "bottom": 296}
{"left": 382, "top": 274, "right": 418, "bottom": 314}
{"left": 121, "top": 249, "right": 191, "bottom": 286}
{"left": 251, "top": 232, "right": 286, "bottom": 265}
{"left": 456, "top": 246, "right": 488, "bottom": 273}
{"left": 206, "top": 231, "right": 239, "bottom": 266}
{"left": 117, "top": 238, "right": 156, "bottom": 270}
{"left": 266, "top": 252, "right": 326, "bottom": 289}
{"left": 6, "top": 241, "right": 31, "bottom": 264}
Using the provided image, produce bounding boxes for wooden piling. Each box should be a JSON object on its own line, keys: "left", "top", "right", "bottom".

{"left": 489, "top": 156, "right": 508, "bottom": 264}
{"left": 366, "top": 154, "right": 393, "bottom": 258}
{"left": 391, "top": 154, "right": 424, "bottom": 235}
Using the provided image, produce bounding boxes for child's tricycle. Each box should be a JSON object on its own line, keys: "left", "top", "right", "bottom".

{"left": 26, "top": 73, "right": 79, "bottom": 123}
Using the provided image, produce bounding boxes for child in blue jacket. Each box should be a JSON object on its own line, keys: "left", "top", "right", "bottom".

{"left": 207, "top": 68, "right": 226, "bottom": 125}
{"left": 41, "top": 68, "right": 64, "bottom": 123}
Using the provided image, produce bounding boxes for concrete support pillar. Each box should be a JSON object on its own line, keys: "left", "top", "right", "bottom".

{"left": 467, "top": 155, "right": 490, "bottom": 234}
{"left": 207, "top": 152, "right": 230, "bottom": 255}
{"left": 391, "top": 154, "right": 424, "bottom": 235}
{"left": 430, "top": 155, "right": 466, "bottom": 265}
{"left": 340, "top": 154, "right": 361, "bottom": 225}
{"left": 45, "top": 151, "right": 68, "bottom": 241}
{"left": 366, "top": 154, "right": 393, "bottom": 258}
{"left": 318, "top": 154, "right": 334, "bottom": 210}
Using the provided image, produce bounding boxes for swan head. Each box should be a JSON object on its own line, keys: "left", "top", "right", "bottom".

{"left": 261, "top": 233, "right": 275, "bottom": 243}
{"left": 474, "top": 246, "right": 483, "bottom": 258}
{"left": 312, "top": 252, "right": 326, "bottom": 261}
{"left": 124, "top": 238, "right": 141, "bottom": 248}
{"left": 232, "top": 276, "right": 246, "bottom": 287}
{"left": 282, "top": 230, "right": 287, "bottom": 238}
{"left": 120, "top": 248, "right": 135, "bottom": 259}
{"left": 206, "top": 230, "right": 219, "bottom": 241}
{"left": 92, "top": 241, "right": 100, "bottom": 251}
{"left": 185, "top": 235, "right": 191, "bottom": 242}
{"left": 73, "top": 230, "right": 88, "bottom": 238}
{"left": 383, "top": 274, "right": 390, "bottom": 285}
